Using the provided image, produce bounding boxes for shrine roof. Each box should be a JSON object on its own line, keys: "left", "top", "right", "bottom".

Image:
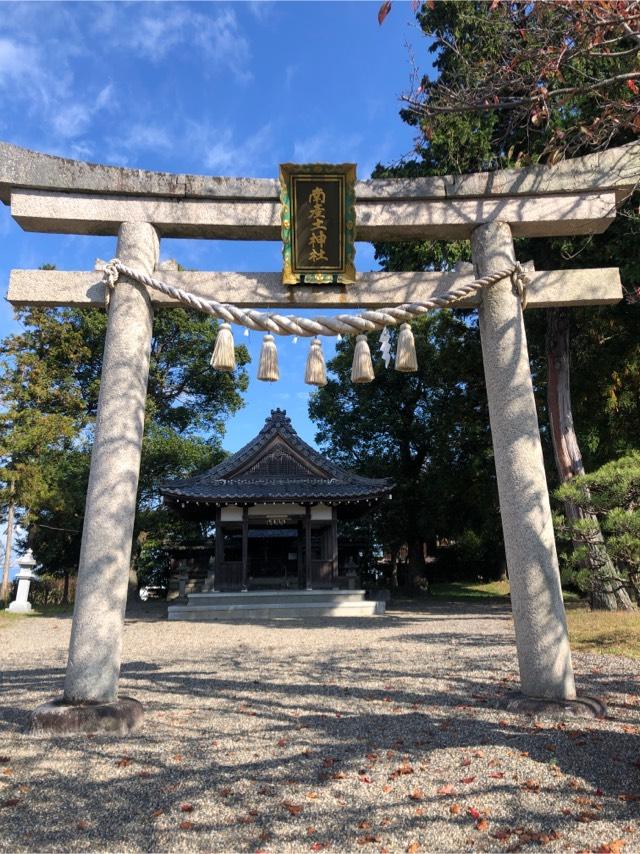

{"left": 160, "top": 409, "right": 392, "bottom": 506}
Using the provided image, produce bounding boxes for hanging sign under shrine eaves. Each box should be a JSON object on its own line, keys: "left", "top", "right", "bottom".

{"left": 280, "top": 162, "right": 356, "bottom": 285}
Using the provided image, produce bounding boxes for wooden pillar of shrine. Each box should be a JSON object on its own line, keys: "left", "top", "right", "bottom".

{"left": 304, "top": 505, "right": 312, "bottom": 590}
{"left": 241, "top": 506, "right": 249, "bottom": 591}
{"left": 331, "top": 508, "right": 339, "bottom": 587}
{"left": 215, "top": 507, "right": 223, "bottom": 592}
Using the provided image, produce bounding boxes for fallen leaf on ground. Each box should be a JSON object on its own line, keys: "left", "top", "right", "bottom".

{"left": 476, "top": 818, "right": 490, "bottom": 832}
{"left": 492, "top": 829, "right": 512, "bottom": 840}
{"left": 76, "top": 820, "right": 90, "bottom": 831}
{"left": 283, "top": 801, "right": 304, "bottom": 816}
{"left": 1, "top": 799, "right": 19, "bottom": 808}
{"left": 407, "top": 843, "right": 420, "bottom": 853}
{"left": 179, "top": 820, "right": 193, "bottom": 830}
{"left": 450, "top": 803, "right": 461, "bottom": 815}
{"left": 180, "top": 804, "right": 193, "bottom": 813}
{"left": 357, "top": 834, "right": 381, "bottom": 845}
{"left": 460, "top": 776, "right": 476, "bottom": 784}
{"left": 437, "top": 784, "right": 455, "bottom": 795}
{"left": 576, "top": 810, "right": 599, "bottom": 823}
{"left": 410, "top": 789, "right": 424, "bottom": 801}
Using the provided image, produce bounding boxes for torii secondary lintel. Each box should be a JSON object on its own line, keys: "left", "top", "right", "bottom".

{"left": 2, "top": 140, "right": 636, "bottom": 736}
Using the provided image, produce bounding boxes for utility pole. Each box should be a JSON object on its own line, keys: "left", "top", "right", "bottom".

{"left": 2, "top": 480, "right": 15, "bottom": 605}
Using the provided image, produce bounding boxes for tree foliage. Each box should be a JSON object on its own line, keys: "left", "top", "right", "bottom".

{"left": 395, "top": 0, "right": 640, "bottom": 163}
{"left": 310, "top": 313, "right": 503, "bottom": 585}
{"left": 327, "top": 0, "right": 640, "bottom": 591}
{"left": 556, "top": 452, "right": 640, "bottom": 603}
{"left": 0, "top": 303, "right": 249, "bottom": 587}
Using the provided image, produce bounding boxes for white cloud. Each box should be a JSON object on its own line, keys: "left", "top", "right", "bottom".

{"left": 293, "top": 131, "right": 364, "bottom": 164}
{"left": 0, "top": 37, "right": 35, "bottom": 80}
{"left": 51, "top": 83, "right": 117, "bottom": 140}
{"left": 52, "top": 104, "right": 92, "bottom": 139}
{"left": 97, "top": 5, "right": 252, "bottom": 82}
{"left": 117, "top": 123, "right": 174, "bottom": 154}
{"left": 247, "top": 1, "right": 276, "bottom": 21}
{"left": 0, "top": 28, "right": 116, "bottom": 146}
{"left": 184, "top": 121, "right": 275, "bottom": 175}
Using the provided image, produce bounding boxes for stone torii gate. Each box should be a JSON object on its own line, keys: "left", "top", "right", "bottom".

{"left": 2, "top": 140, "right": 638, "bottom": 735}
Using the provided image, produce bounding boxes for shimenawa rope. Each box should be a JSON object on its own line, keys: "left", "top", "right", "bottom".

{"left": 102, "top": 259, "right": 529, "bottom": 337}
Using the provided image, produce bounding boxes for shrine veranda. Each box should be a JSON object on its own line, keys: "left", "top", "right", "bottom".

{"left": 2, "top": 139, "right": 638, "bottom": 736}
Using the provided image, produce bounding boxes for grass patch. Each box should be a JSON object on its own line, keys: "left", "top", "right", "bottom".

{"left": 429, "top": 580, "right": 511, "bottom": 600}
{"left": 430, "top": 579, "right": 582, "bottom": 603}
{"left": 430, "top": 581, "right": 639, "bottom": 658}
{"left": 0, "top": 603, "right": 73, "bottom": 627}
{"left": 567, "top": 608, "right": 640, "bottom": 659}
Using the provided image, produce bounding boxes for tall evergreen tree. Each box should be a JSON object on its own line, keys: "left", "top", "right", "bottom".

{"left": 367, "top": 0, "right": 639, "bottom": 607}
{"left": 0, "top": 302, "right": 249, "bottom": 595}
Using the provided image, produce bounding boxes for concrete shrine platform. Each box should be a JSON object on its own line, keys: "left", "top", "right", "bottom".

{"left": 167, "top": 589, "right": 385, "bottom": 621}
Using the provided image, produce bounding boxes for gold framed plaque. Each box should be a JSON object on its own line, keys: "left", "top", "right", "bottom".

{"left": 280, "top": 162, "right": 356, "bottom": 285}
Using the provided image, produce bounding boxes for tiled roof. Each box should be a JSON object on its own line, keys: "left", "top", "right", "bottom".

{"left": 161, "top": 409, "right": 392, "bottom": 505}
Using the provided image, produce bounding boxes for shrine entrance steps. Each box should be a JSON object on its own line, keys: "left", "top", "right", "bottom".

{"left": 167, "top": 589, "right": 385, "bottom": 621}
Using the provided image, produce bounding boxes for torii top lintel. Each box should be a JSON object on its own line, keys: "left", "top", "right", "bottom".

{"left": 0, "top": 140, "right": 638, "bottom": 242}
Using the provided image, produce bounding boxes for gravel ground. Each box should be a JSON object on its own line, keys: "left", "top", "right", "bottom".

{"left": 1, "top": 601, "right": 639, "bottom": 853}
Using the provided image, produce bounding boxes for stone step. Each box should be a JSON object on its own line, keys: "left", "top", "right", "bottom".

{"left": 168, "top": 599, "right": 385, "bottom": 621}
{"left": 186, "top": 590, "right": 369, "bottom": 607}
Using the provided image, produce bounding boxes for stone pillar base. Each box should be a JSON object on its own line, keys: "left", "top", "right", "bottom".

{"left": 501, "top": 692, "right": 606, "bottom": 720}
{"left": 8, "top": 601, "right": 32, "bottom": 613}
{"left": 31, "top": 697, "right": 143, "bottom": 736}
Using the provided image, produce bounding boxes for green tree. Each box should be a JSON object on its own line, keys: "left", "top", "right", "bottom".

{"left": 371, "top": 0, "right": 639, "bottom": 607}
{"left": 0, "top": 302, "right": 249, "bottom": 597}
{"left": 310, "top": 312, "right": 502, "bottom": 589}
{"left": 556, "top": 452, "right": 640, "bottom": 605}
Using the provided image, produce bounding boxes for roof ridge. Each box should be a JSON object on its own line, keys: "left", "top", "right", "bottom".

{"left": 160, "top": 409, "right": 394, "bottom": 495}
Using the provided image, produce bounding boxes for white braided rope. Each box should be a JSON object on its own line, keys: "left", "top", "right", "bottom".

{"left": 103, "top": 259, "right": 529, "bottom": 337}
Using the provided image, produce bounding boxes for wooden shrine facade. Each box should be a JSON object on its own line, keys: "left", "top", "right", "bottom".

{"left": 161, "top": 409, "right": 392, "bottom": 591}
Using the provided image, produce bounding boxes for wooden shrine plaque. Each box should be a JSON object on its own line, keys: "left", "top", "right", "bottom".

{"left": 280, "top": 163, "right": 356, "bottom": 285}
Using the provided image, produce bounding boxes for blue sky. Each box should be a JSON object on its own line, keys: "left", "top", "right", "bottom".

{"left": 0, "top": 0, "right": 430, "bottom": 454}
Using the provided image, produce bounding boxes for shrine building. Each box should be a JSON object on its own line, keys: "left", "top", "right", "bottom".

{"left": 161, "top": 409, "right": 392, "bottom": 619}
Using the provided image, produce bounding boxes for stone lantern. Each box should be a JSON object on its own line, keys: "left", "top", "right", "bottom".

{"left": 8, "top": 549, "right": 37, "bottom": 613}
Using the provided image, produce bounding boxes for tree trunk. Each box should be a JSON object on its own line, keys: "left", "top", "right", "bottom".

{"left": 406, "top": 537, "right": 427, "bottom": 591}
{"left": 547, "top": 308, "right": 633, "bottom": 610}
{"left": 62, "top": 570, "right": 70, "bottom": 605}
{"left": 1, "top": 483, "right": 15, "bottom": 606}
{"left": 389, "top": 547, "right": 399, "bottom": 590}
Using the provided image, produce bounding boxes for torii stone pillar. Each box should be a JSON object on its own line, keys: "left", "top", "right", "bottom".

{"left": 31, "top": 221, "right": 158, "bottom": 736}
{"left": 473, "top": 221, "right": 583, "bottom": 709}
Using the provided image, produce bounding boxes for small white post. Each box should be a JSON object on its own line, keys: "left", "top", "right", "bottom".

{"left": 472, "top": 221, "right": 577, "bottom": 703}
{"left": 8, "top": 550, "right": 37, "bottom": 613}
